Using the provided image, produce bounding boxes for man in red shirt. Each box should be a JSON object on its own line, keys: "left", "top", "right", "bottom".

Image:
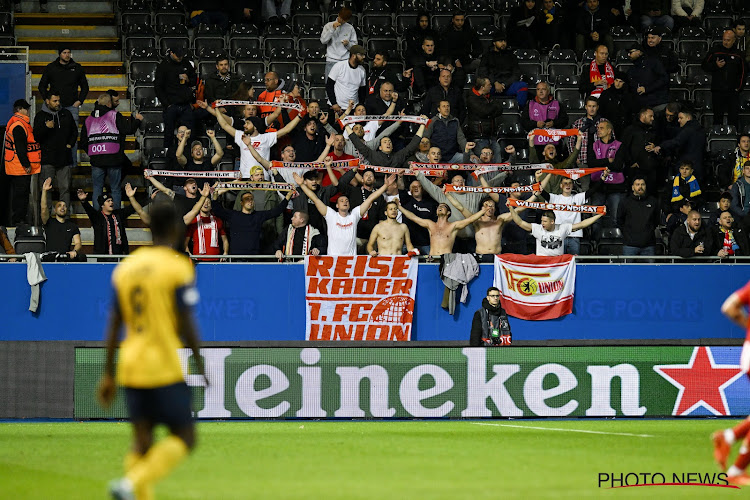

{"left": 713, "top": 281, "right": 750, "bottom": 485}
{"left": 185, "top": 197, "right": 228, "bottom": 261}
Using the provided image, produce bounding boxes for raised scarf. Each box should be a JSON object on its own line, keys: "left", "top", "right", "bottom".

{"left": 197, "top": 214, "right": 219, "bottom": 254}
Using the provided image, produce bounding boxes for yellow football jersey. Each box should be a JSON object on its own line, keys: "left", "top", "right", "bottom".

{"left": 112, "top": 246, "right": 198, "bottom": 388}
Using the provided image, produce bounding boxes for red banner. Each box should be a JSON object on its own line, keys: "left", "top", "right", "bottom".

{"left": 540, "top": 167, "right": 605, "bottom": 180}
{"left": 304, "top": 256, "right": 418, "bottom": 341}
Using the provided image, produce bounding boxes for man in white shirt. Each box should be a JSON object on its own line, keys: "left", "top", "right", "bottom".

{"left": 327, "top": 45, "right": 367, "bottom": 115}
{"left": 539, "top": 176, "right": 589, "bottom": 254}
{"left": 507, "top": 206, "right": 604, "bottom": 256}
{"left": 293, "top": 172, "right": 397, "bottom": 255}
{"left": 320, "top": 7, "right": 358, "bottom": 79}
{"left": 212, "top": 103, "right": 302, "bottom": 178}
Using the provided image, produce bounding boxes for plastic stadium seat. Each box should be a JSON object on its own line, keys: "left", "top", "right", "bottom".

{"left": 194, "top": 38, "right": 226, "bottom": 60}
{"left": 678, "top": 26, "right": 706, "bottom": 39}
{"left": 198, "top": 61, "right": 217, "bottom": 79}
{"left": 121, "top": 13, "right": 152, "bottom": 35}
{"left": 119, "top": 0, "right": 150, "bottom": 13}
{"left": 711, "top": 124, "right": 737, "bottom": 136}
{"left": 235, "top": 61, "right": 267, "bottom": 82}
{"left": 155, "top": 12, "right": 186, "bottom": 32}
{"left": 466, "top": 0, "right": 493, "bottom": 14}
{"left": 367, "top": 38, "right": 400, "bottom": 60}
{"left": 581, "top": 48, "right": 596, "bottom": 62}
{"left": 397, "top": 0, "right": 424, "bottom": 12}
{"left": 264, "top": 38, "right": 295, "bottom": 60}
{"left": 133, "top": 86, "right": 161, "bottom": 111}
{"left": 362, "top": 0, "right": 391, "bottom": 12}
{"left": 154, "top": 0, "right": 184, "bottom": 12}
{"left": 497, "top": 97, "right": 519, "bottom": 113}
{"left": 547, "top": 48, "right": 578, "bottom": 63}
{"left": 693, "top": 88, "right": 713, "bottom": 111}
{"left": 431, "top": 14, "right": 452, "bottom": 30}
{"left": 298, "top": 38, "right": 326, "bottom": 61}
{"left": 668, "top": 88, "right": 689, "bottom": 103}
{"left": 686, "top": 64, "right": 711, "bottom": 86}
{"left": 596, "top": 227, "right": 623, "bottom": 255}
{"left": 475, "top": 25, "right": 497, "bottom": 37}
{"left": 669, "top": 73, "right": 685, "bottom": 88}
{"left": 329, "top": 0, "right": 357, "bottom": 15}
{"left": 514, "top": 48, "right": 540, "bottom": 61}
{"left": 293, "top": 13, "right": 324, "bottom": 34}
{"left": 555, "top": 74, "right": 580, "bottom": 89}
{"left": 678, "top": 39, "right": 709, "bottom": 63}
{"left": 268, "top": 62, "right": 302, "bottom": 82}
{"left": 396, "top": 12, "right": 418, "bottom": 33}
{"left": 230, "top": 38, "right": 262, "bottom": 61}
{"left": 470, "top": 14, "right": 495, "bottom": 28}
{"left": 195, "top": 24, "right": 224, "bottom": 36}
{"left": 497, "top": 114, "right": 525, "bottom": 137}
{"left": 125, "top": 37, "right": 157, "bottom": 58}
{"left": 308, "top": 86, "right": 328, "bottom": 102}
{"left": 554, "top": 89, "right": 584, "bottom": 109}
{"left": 304, "top": 62, "right": 328, "bottom": 86}
{"left": 362, "top": 14, "right": 394, "bottom": 35}
{"left": 740, "top": 91, "right": 750, "bottom": 112}
{"left": 611, "top": 25, "right": 637, "bottom": 38}
{"left": 709, "top": 137, "right": 737, "bottom": 157}
{"left": 429, "top": 0, "right": 454, "bottom": 13}
{"left": 159, "top": 37, "right": 190, "bottom": 58}
{"left": 129, "top": 61, "right": 158, "bottom": 84}
{"left": 368, "top": 24, "right": 399, "bottom": 38}
{"left": 547, "top": 63, "right": 578, "bottom": 82}
{"left": 292, "top": 0, "right": 321, "bottom": 12}
{"left": 230, "top": 24, "right": 260, "bottom": 37}
{"left": 518, "top": 62, "right": 542, "bottom": 84}
{"left": 703, "top": 15, "right": 733, "bottom": 33}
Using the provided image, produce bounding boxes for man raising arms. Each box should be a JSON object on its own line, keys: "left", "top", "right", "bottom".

{"left": 397, "top": 200, "right": 490, "bottom": 256}
{"left": 367, "top": 201, "right": 417, "bottom": 256}
{"left": 293, "top": 172, "right": 396, "bottom": 256}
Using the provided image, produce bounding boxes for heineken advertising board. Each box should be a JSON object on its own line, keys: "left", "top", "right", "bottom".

{"left": 75, "top": 346, "right": 750, "bottom": 419}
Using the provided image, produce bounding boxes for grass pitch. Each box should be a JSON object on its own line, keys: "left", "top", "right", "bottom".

{"left": 0, "top": 419, "right": 743, "bottom": 499}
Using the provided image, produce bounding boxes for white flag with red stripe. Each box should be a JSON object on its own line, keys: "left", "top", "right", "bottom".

{"left": 493, "top": 254, "right": 576, "bottom": 320}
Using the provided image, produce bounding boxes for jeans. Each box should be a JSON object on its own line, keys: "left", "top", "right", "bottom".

{"left": 66, "top": 105, "right": 80, "bottom": 166}
{"left": 41, "top": 164, "right": 72, "bottom": 214}
{"left": 564, "top": 237, "right": 580, "bottom": 255}
{"left": 163, "top": 104, "right": 195, "bottom": 148}
{"left": 640, "top": 15, "right": 675, "bottom": 32}
{"left": 324, "top": 61, "right": 342, "bottom": 81}
{"left": 496, "top": 81, "right": 529, "bottom": 107}
{"left": 263, "top": 0, "right": 291, "bottom": 20}
{"left": 623, "top": 245, "right": 656, "bottom": 256}
{"left": 92, "top": 166, "right": 123, "bottom": 210}
{"left": 446, "top": 151, "right": 466, "bottom": 164}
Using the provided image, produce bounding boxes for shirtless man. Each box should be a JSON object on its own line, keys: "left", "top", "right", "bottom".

{"left": 397, "top": 200, "right": 490, "bottom": 256}
{"left": 367, "top": 201, "right": 416, "bottom": 255}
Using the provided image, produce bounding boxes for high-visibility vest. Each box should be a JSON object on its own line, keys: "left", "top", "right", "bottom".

{"left": 4, "top": 112, "right": 41, "bottom": 176}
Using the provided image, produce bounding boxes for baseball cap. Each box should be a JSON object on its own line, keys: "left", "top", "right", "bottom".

{"left": 349, "top": 45, "right": 366, "bottom": 56}
{"left": 250, "top": 165, "right": 263, "bottom": 176}
{"left": 190, "top": 140, "right": 203, "bottom": 151}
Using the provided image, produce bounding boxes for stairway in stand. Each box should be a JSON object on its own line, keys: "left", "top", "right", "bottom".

{"left": 14, "top": 1, "right": 151, "bottom": 253}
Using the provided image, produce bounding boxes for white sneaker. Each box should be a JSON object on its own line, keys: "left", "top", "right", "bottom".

{"left": 108, "top": 478, "right": 135, "bottom": 500}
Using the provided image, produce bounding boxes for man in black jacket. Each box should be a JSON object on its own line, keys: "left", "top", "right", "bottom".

{"left": 620, "top": 107, "right": 660, "bottom": 193}
{"left": 408, "top": 35, "right": 440, "bottom": 95}
{"left": 670, "top": 210, "right": 713, "bottom": 258}
{"left": 79, "top": 93, "right": 143, "bottom": 210}
{"left": 346, "top": 119, "right": 427, "bottom": 169}
{"left": 37, "top": 46, "right": 89, "bottom": 165}
{"left": 575, "top": 0, "right": 613, "bottom": 54}
{"left": 626, "top": 45, "right": 669, "bottom": 110}
{"left": 652, "top": 108, "right": 706, "bottom": 181}
{"left": 641, "top": 26, "right": 680, "bottom": 75}
{"left": 367, "top": 52, "right": 410, "bottom": 97}
{"left": 702, "top": 30, "right": 747, "bottom": 128}
{"left": 470, "top": 287, "right": 512, "bottom": 347}
{"left": 421, "top": 69, "right": 466, "bottom": 124}
{"left": 597, "top": 70, "right": 637, "bottom": 136}
{"left": 155, "top": 46, "right": 197, "bottom": 148}
{"left": 617, "top": 176, "right": 660, "bottom": 256}
{"left": 439, "top": 10, "right": 483, "bottom": 89}
{"left": 76, "top": 189, "right": 144, "bottom": 258}
{"left": 33, "top": 90, "right": 77, "bottom": 212}
{"left": 477, "top": 32, "right": 527, "bottom": 106}
{"left": 466, "top": 76, "right": 504, "bottom": 159}
{"left": 203, "top": 56, "right": 242, "bottom": 104}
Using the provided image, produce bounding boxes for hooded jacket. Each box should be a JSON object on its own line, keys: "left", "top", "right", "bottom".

{"left": 470, "top": 297, "right": 510, "bottom": 347}
{"left": 627, "top": 54, "right": 669, "bottom": 108}
{"left": 155, "top": 55, "right": 197, "bottom": 106}
{"left": 32, "top": 103, "right": 77, "bottom": 167}
{"left": 38, "top": 58, "right": 89, "bottom": 107}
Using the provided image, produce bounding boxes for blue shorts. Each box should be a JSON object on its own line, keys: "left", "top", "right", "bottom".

{"left": 124, "top": 382, "right": 193, "bottom": 429}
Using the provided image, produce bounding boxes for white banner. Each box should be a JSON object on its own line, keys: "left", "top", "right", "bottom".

{"left": 305, "top": 256, "right": 418, "bottom": 341}
{"left": 493, "top": 254, "right": 576, "bottom": 321}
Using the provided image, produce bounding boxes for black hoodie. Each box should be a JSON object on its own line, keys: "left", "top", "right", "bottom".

{"left": 32, "top": 103, "right": 78, "bottom": 167}
{"left": 38, "top": 58, "right": 89, "bottom": 107}
{"left": 470, "top": 297, "right": 507, "bottom": 347}
{"left": 155, "top": 55, "right": 197, "bottom": 107}
{"left": 616, "top": 192, "right": 659, "bottom": 247}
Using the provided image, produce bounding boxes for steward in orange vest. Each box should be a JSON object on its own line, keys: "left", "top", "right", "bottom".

{"left": 4, "top": 108, "right": 41, "bottom": 176}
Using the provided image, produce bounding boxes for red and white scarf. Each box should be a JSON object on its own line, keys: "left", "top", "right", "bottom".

{"left": 589, "top": 60, "right": 615, "bottom": 98}
{"left": 507, "top": 198, "right": 606, "bottom": 214}
{"left": 196, "top": 214, "right": 219, "bottom": 254}
{"left": 540, "top": 167, "right": 606, "bottom": 180}
{"left": 143, "top": 169, "right": 241, "bottom": 179}
{"left": 285, "top": 224, "right": 314, "bottom": 256}
{"left": 212, "top": 99, "right": 303, "bottom": 111}
{"left": 103, "top": 212, "right": 121, "bottom": 255}
{"left": 444, "top": 182, "right": 541, "bottom": 194}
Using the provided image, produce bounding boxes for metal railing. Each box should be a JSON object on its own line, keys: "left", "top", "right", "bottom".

{"left": 3, "top": 254, "right": 750, "bottom": 264}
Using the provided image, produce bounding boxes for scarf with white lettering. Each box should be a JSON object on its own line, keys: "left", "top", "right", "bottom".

{"left": 143, "top": 169, "right": 241, "bottom": 179}
{"left": 212, "top": 99, "right": 303, "bottom": 111}
{"left": 589, "top": 60, "right": 615, "bottom": 98}
{"left": 196, "top": 214, "right": 219, "bottom": 254}
{"left": 285, "top": 224, "right": 314, "bottom": 256}
{"left": 444, "top": 183, "right": 541, "bottom": 194}
{"left": 507, "top": 197, "right": 607, "bottom": 214}
{"left": 540, "top": 167, "right": 606, "bottom": 180}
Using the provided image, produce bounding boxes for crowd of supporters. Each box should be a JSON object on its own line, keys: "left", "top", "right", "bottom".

{"left": 4, "top": 0, "right": 750, "bottom": 260}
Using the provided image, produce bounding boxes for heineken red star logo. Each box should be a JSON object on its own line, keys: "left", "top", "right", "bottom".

{"left": 654, "top": 347, "right": 744, "bottom": 416}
